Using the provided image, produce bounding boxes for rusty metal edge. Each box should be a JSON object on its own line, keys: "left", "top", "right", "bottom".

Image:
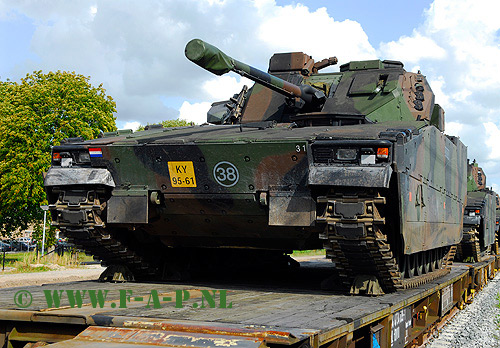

{"left": 87, "top": 315, "right": 317, "bottom": 345}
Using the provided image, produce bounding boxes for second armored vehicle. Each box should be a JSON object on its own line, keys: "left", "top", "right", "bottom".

{"left": 44, "top": 39, "right": 467, "bottom": 293}
{"left": 456, "top": 161, "right": 497, "bottom": 261}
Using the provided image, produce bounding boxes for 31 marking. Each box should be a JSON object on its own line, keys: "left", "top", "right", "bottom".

{"left": 295, "top": 144, "right": 307, "bottom": 153}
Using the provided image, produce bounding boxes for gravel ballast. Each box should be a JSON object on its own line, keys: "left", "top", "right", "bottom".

{"left": 426, "top": 272, "right": 500, "bottom": 348}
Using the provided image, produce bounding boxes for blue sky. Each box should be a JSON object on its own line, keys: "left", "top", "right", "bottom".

{"left": 0, "top": 12, "right": 37, "bottom": 77}
{"left": 275, "top": 0, "right": 434, "bottom": 45}
{"left": 2, "top": 0, "right": 500, "bottom": 190}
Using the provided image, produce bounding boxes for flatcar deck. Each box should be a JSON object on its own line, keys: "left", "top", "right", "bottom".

{"left": 0, "top": 256, "right": 498, "bottom": 348}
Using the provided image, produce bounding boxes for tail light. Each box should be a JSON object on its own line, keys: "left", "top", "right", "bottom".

{"left": 377, "top": 148, "right": 389, "bottom": 159}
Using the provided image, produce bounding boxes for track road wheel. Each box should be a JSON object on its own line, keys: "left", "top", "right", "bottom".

{"left": 429, "top": 249, "right": 437, "bottom": 272}
{"left": 398, "top": 254, "right": 407, "bottom": 279}
{"left": 423, "top": 251, "right": 432, "bottom": 274}
{"left": 416, "top": 253, "right": 424, "bottom": 276}
{"left": 406, "top": 255, "right": 415, "bottom": 278}
{"left": 435, "top": 249, "right": 444, "bottom": 269}
{"left": 99, "top": 264, "right": 135, "bottom": 282}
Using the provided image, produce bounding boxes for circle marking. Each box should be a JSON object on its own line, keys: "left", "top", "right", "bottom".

{"left": 213, "top": 161, "right": 239, "bottom": 187}
{"left": 14, "top": 290, "right": 32, "bottom": 308}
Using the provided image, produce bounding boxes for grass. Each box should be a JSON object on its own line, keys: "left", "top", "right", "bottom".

{"left": 0, "top": 249, "right": 325, "bottom": 273}
{"left": 14, "top": 264, "right": 52, "bottom": 273}
{"left": 0, "top": 251, "right": 94, "bottom": 273}
{"left": 291, "top": 249, "right": 326, "bottom": 257}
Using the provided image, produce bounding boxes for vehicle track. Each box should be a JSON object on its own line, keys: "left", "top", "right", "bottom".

{"left": 318, "top": 192, "right": 456, "bottom": 293}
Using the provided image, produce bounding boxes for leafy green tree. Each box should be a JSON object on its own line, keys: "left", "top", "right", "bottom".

{"left": 137, "top": 118, "right": 191, "bottom": 131}
{"left": 0, "top": 71, "right": 117, "bottom": 236}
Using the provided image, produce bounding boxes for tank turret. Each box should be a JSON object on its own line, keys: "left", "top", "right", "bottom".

{"left": 186, "top": 39, "right": 329, "bottom": 110}
{"left": 186, "top": 39, "right": 445, "bottom": 129}
{"left": 467, "top": 159, "right": 486, "bottom": 191}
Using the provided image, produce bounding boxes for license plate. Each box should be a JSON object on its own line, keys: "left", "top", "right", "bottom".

{"left": 168, "top": 161, "right": 197, "bottom": 187}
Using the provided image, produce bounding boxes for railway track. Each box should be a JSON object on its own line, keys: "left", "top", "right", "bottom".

{"left": 425, "top": 273, "right": 500, "bottom": 348}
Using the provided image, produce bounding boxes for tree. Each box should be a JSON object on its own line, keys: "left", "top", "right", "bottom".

{"left": 137, "top": 118, "right": 191, "bottom": 131}
{"left": 0, "top": 71, "right": 117, "bottom": 236}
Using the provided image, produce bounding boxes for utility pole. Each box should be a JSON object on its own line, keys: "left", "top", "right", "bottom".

{"left": 40, "top": 205, "right": 49, "bottom": 256}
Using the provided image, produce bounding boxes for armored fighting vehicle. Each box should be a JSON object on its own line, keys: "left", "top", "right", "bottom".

{"left": 44, "top": 39, "right": 467, "bottom": 293}
{"left": 456, "top": 161, "right": 497, "bottom": 261}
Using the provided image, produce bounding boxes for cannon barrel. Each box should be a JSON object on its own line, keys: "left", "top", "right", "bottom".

{"left": 185, "top": 39, "right": 325, "bottom": 106}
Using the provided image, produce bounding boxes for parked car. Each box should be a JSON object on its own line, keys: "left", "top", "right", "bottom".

{"left": 16, "top": 237, "right": 32, "bottom": 244}
{"left": 0, "top": 241, "right": 12, "bottom": 252}
{"left": 9, "top": 240, "right": 33, "bottom": 252}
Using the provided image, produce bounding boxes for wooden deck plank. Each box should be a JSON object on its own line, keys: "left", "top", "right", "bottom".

{"left": 0, "top": 260, "right": 473, "bottom": 335}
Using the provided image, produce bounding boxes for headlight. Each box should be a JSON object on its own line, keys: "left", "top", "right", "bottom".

{"left": 336, "top": 148, "right": 357, "bottom": 161}
{"left": 78, "top": 151, "right": 91, "bottom": 163}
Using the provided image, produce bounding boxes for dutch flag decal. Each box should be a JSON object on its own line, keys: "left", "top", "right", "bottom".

{"left": 89, "top": 148, "right": 103, "bottom": 158}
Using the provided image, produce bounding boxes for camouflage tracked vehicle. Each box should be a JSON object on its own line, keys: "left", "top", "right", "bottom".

{"left": 44, "top": 39, "right": 467, "bottom": 293}
{"left": 456, "top": 161, "right": 497, "bottom": 261}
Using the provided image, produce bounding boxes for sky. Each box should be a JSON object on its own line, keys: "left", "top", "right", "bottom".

{"left": 1, "top": 0, "right": 500, "bottom": 190}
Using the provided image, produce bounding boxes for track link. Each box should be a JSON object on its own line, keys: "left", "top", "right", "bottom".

{"left": 318, "top": 192, "right": 454, "bottom": 293}
{"left": 457, "top": 228, "right": 497, "bottom": 262}
{"left": 457, "top": 229, "right": 481, "bottom": 262}
{"left": 49, "top": 187, "right": 158, "bottom": 279}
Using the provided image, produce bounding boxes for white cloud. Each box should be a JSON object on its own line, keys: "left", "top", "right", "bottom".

{"left": 177, "top": 75, "right": 251, "bottom": 124}
{"left": 491, "top": 183, "right": 500, "bottom": 193}
{"left": 483, "top": 122, "right": 500, "bottom": 160}
{"left": 122, "top": 121, "right": 141, "bottom": 131}
{"left": 257, "top": 4, "right": 377, "bottom": 65}
{"left": 450, "top": 89, "right": 472, "bottom": 103}
{"left": 379, "top": 32, "right": 446, "bottom": 64}
{"left": 445, "top": 121, "right": 463, "bottom": 138}
{"left": 203, "top": 75, "right": 250, "bottom": 100}
{"left": 179, "top": 101, "right": 212, "bottom": 125}
{"left": 427, "top": 76, "right": 449, "bottom": 109}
